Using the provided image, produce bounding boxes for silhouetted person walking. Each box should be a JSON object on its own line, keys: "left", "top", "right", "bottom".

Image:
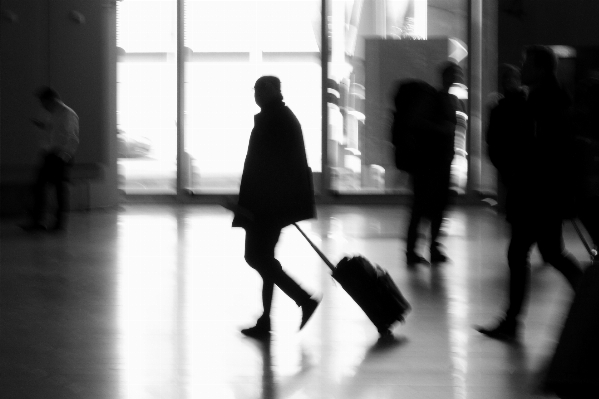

{"left": 233, "top": 76, "right": 320, "bottom": 339}
{"left": 404, "top": 62, "right": 463, "bottom": 266}
{"left": 21, "top": 87, "right": 79, "bottom": 232}
{"left": 477, "top": 46, "right": 583, "bottom": 341}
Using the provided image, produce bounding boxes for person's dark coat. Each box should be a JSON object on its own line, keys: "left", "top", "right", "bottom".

{"left": 391, "top": 80, "right": 457, "bottom": 218}
{"left": 528, "top": 77, "right": 575, "bottom": 219}
{"left": 486, "top": 89, "right": 536, "bottom": 221}
{"left": 412, "top": 90, "right": 457, "bottom": 218}
{"left": 391, "top": 81, "right": 456, "bottom": 174}
{"left": 391, "top": 79, "right": 437, "bottom": 173}
{"left": 232, "top": 99, "right": 315, "bottom": 229}
{"left": 486, "top": 89, "right": 531, "bottom": 183}
{"left": 497, "top": 77, "right": 574, "bottom": 222}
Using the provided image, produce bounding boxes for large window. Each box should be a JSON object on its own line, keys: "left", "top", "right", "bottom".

{"left": 327, "top": 0, "right": 469, "bottom": 194}
{"left": 117, "top": 0, "right": 178, "bottom": 194}
{"left": 116, "top": 0, "right": 473, "bottom": 196}
{"left": 183, "top": 0, "right": 322, "bottom": 193}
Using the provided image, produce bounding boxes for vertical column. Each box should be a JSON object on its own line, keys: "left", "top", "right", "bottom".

{"left": 467, "top": 0, "right": 483, "bottom": 196}
{"left": 413, "top": 0, "right": 427, "bottom": 39}
{"left": 102, "top": 0, "right": 119, "bottom": 209}
{"left": 176, "top": 0, "right": 186, "bottom": 196}
{"left": 321, "top": 0, "right": 330, "bottom": 196}
{"left": 481, "top": 0, "right": 498, "bottom": 195}
{"left": 374, "top": 0, "right": 386, "bottom": 37}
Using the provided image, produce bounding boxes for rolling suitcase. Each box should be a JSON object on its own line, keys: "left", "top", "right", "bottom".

{"left": 293, "top": 223, "right": 411, "bottom": 336}
{"left": 543, "top": 219, "right": 599, "bottom": 398}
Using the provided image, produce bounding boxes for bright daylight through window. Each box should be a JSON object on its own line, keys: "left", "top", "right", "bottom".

{"left": 117, "top": 0, "right": 469, "bottom": 195}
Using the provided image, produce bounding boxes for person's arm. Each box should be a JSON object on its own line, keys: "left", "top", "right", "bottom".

{"left": 30, "top": 118, "right": 46, "bottom": 129}
{"left": 54, "top": 113, "right": 79, "bottom": 162}
{"left": 30, "top": 112, "right": 51, "bottom": 130}
{"left": 63, "top": 113, "right": 79, "bottom": 158}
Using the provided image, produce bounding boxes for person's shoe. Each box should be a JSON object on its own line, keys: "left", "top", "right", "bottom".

{"left": 430, "top": 247, "right": 449, "bottom": 263}
{"left": 475, "top": 318, "right": 519, "bottom": 342}
{"left": 406, "top": 251, "right": 430, "bottom": 267}
{"left": 241, "top": 324, "right": 271, "bottom": 340}
{"left": 19, "top": 222, "right": 47, "bottom": 232}
{"left": 299, "top": 297, "right": 320, "bottom": 330}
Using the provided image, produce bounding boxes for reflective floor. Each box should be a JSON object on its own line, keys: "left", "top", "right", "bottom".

{"left": 1, "top": 204, "right": 587, "bottom": 399}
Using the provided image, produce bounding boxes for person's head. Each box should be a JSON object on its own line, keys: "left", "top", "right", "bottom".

{"left": 440, "top": 62, "right": 464, "bottom": 92}
{"left": 254, "top": 76, "right": 283, "bottom": 108}
{"left": 36, "top": 86, "right": 60, "bottom": 112}
{"left": 499, "top": 63, "right": 521, "bottom": 94}
{"left": 521, "top": 45, "right": 558, "bottom": 87}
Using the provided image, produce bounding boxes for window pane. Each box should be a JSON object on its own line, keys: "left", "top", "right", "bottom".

{"left": 184, "top": 0, "right": 322, "bottom": 194}
{"left": 327, "top": 0, "right": 469, "bottom": 194}
{"left": 117, "top": 0, "right": 177, "bottom": 194}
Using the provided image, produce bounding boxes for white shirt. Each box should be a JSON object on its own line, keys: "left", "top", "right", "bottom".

{"left": 42, "top": 101, "right": 79, "bottom": 160}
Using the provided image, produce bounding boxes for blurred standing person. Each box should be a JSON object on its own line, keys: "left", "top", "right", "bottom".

{"left": 476, "top": 46, "right": 583, "bottom": 341}
{"left": 233, "top": 76, "right": 320, "bottom": 339}
{"left": 21, "top": 87, "right": 79, "bottom": 232}
{"left": 404, "top": 62, "right": 463, "bottom": 266}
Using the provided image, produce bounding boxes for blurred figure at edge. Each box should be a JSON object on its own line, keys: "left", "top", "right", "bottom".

{"left": 476, "top": 46, "right": 583, "bottom": 341}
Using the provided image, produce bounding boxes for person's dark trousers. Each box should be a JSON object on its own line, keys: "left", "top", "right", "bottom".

{"left": 406, "top": 165, "right": 451, "bottom": 254}
{"left": 505, "top": 215, "right": 583, "bottom": 323}
{"left": 406, "top": 172, "right": 427, "bottom": 254}
{"left": 31, "top": 152, "right": 71, "bottom": 228}
{"left": 428, "top": 163, "right": 452, "bottom": 250}
{"left": 244, "top": 224, "right": 312, "bottom": 326}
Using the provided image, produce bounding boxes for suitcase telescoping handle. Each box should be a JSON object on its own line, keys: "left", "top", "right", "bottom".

{"left": 293, "top": 223, "right": 336, "bottom": 272}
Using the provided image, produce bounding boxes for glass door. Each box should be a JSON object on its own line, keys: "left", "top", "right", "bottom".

{"left": 117, "top": 0, "right": 178, "bottom": 194}
{"left": 116, "top": 0, "right": 474, "bottom": 197}
{"left": 326, "top": 0, "right": 469, "bottom": 194}
{"left": 184, "top": 0, "right": 322, "bottom": 194}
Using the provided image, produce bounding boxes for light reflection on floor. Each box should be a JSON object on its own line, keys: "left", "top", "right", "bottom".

{"left": 1, "top": 204, "right": 583, "bottom": 398}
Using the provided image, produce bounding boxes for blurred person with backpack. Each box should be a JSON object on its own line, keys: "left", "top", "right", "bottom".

{"left": 391, "top": 63, "right": 463, "bottom": 267}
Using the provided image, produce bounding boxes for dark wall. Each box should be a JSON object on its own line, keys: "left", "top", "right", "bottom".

{"left": 1, "top": 0, "right": 118, "bottom": 213}
{"left": 1, "top": 0, "right": 49, "bottom": 169}
{"left": 498, "top": 0, "right": 599, "bottom": 66}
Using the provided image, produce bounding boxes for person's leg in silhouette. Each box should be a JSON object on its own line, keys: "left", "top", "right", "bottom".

{"left": 23, "top": 153, "right": 52, "bottom": 231}
{"left": 49, "top": 154, "right": 70, "bottom": 231}
{"left": 429, "top": 164, "right": 452, "bottom": 263}
{"left": 536, "top": 217, "right": 583, "bottom": 290}
{"left": 476, "top": 218, "right": 534, "bottom": 340}
{"left": 477, "top": 215, "right": 582, "bottom": 341}
{"left": 406, "top": 173, "right": 429, "bottom": 266}
{"left": 504, "top": 219, "right": 536, "bottom": 326}
{"left": 242, "top": 224, "right": 318, "bottom": 338}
